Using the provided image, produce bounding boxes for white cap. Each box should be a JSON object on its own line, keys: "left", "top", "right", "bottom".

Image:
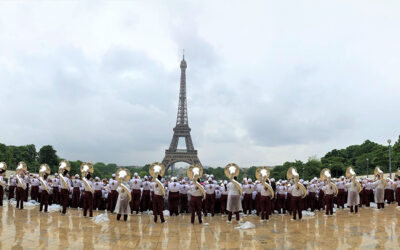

{"left": 134, "top": 172, "right": 138, "bottom": 176}
{"left": 248, "top": 178, "right": 252, "bottom": 182}
{"left": 75, "top": 174, "right": 79, "bottom": 178}
{"left": 112, "top": 174, "right": 116, "bottom": 177}
{"left": 95, "top": 177, "right": 100, "bottom": 181}
{"left": 55, "top": 173, "right": 58, "bottom": 176}
{"left": 223, "top": 180, "right": 228, "bottom": 185}
{"left": 270, "top": 178, "right": 275, "bottom": 182}
{"left": 208, "top": 177, "right": 212, "bottom": 181}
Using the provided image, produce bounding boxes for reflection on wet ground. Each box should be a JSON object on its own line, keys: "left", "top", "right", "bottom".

{"left": 0, "top": 203, "right": 399, "bottom": 249}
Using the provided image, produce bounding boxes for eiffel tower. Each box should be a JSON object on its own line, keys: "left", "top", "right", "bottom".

{"left": 162, "top": 55, "right": 201, "bottom": 171}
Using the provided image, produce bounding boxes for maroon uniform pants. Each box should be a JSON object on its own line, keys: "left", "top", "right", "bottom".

{"left": 364, "top": 189, "right": 371, "bottom": 207}
{"left": 204, "top": 193, "right": 215, "bottom": 216}
{"left": 130, "top": 189, "right": 141, "bottom": 214}
{"left": 141, "top": 190, "right": 151, "bottom": 212}
{"left": 318, "top": 191, "right": 325, "bottom": 210}
{"left": 260, "top": 195, "right": 271, "bottom": 220}
{"left": 24, "top": 184, "right": 29, "bottom": 201}
{"left": 31, "top": 186, "right": 39, "bottom": 201}
{"left": 40, "top": 190, "right": 49, "bottom": 212}
{"left": 220, "top": 194, "right": 228, "bottom": 214}
{"left": 152, "top": 194, "right": 165, "bottom": 223}
{"left": 291, "top": 196, "right": 302, "bottom": 220}
{"left": 8, "top": 186, "right": 15, "bottom": 200}
{"left": 83, "top": 191, "right": 93, "bottom": 217}
{"left": 0, "top": 186, "right": 3, "bottom": 206}
{"left": 179, "top": 193, "right": 188, "bottom": 213}
{"left": 108, "top": 190, "right": 118, "bottom": 212}
{"left": 308, "top": 192, "right": 316, "bottom": 211}
{"left": 93, "top": 190, "right": 102, "bottom": 210}
{"left": 16, "top": 187, "right": 25, "bottom": 209}
{"left": 53, "top": 187, "right": 60, "bottom": 204}
{"left": 168, "top": 191, "right": 180, "bottom": 216}
{"left": 325, "top": 194, "right": 334, "bottom": 215}
{"left": 190, "top": 196, "right": 202, "bottom": 223}
{"left": 277, "top": 194, "right": 286, "bottom": 213}
{"left": 72, "top": 187, "right": 80, "bottom": 208}
{"left": 337, "top": 189, "right": 345, "bottom": 208}
{"left": 395, "top": 188, "right": 400, "bottom": 206}
{"left": 61, "top": 189, "right": 69, "bottom": 214}
{"left": 243, "top": 193, "right": 252, "bottom": 214}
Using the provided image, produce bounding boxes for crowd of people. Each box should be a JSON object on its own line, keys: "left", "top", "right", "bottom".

{"left": 0, "top": 167, "right": 399, "bottom": 225}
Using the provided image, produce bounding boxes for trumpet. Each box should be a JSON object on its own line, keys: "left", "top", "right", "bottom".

{"left": 255, "top": 166, "right": 274, "bottom": 199}
{"left": 374, "top": 166, "right": 388, "bottom": 188}
{"left": 149, "top": 162, "right": 166, "bottom": 197}
{"left": 16, "top": 161, "right": 27, "bottom": 190}
{"left": 80, "top": 162, "right": 94, "bottom": 194}
{"left": 39, "top": 164, "right": 51, "bottom": 194}
{"left": 224, "top": 163, "right": 243, "bottom": 196}
{"left": 320, "top": 168, "right": 339, "bottom": 196}
{"left": 116, "top": 168, "right": 132, "bottom": 202}
{"left": 58, "top": 160, "right": 71, "bottom": 191}
{"left": 187, "top": 164, "right": 206, "bottom": 199}
{"left": 345, "top": 166, "right": 362, "bottom": 193}
{"left": 286, "top": 167, "right": 306, "bottom": 198}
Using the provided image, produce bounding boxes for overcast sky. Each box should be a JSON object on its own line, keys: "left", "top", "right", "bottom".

{"left": 0, "top": 1, "right": 399, "bottom": 167}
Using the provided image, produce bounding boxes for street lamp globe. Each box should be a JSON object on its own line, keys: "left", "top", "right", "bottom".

{"left": 388, "top": 139, "right": 392, "bottom": 145}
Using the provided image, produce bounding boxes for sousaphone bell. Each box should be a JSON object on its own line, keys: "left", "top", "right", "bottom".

{"left": 39, "top": 164, "right": 51, "bottom": 194}
{"left": 256, "top": 166, "right": 274, "bottom": 199}
{"left": 187, "top": 164, "right": 206, "bottom": 199}
{"left": 116, "top": 168, "right": 132, "bottom": 202}
{"left": 149, "top": 162, "right": 166, "bottom": 197}
{"left": 224, "top": 163, "right": 243, "bottom": 196}
{"left": 80, "top": 162, "right": 94, "bottom": 194}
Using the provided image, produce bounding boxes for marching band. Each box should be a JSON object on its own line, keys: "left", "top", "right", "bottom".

{"left": 1, "top": 160, "right": 400, "bottom": 225}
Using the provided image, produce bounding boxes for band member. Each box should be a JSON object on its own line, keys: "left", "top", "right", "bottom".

{"left": 141, "top": 176, "right": 151, "bottom": 212}
{"left": 365, "top": 179, "right": 373, "bottom": 207}
{"left": 60, "top": 171, "right": 72, "bottom": 214}
{"left": 16, "top": 172, "right": 26, "bottom": 209}
{"left": 346, "top": 179, "right": 360, "bottom": 213}
{"left": 52, "top": 173, "right": 60, "bottom": 204}
{"left": 93, "top": 177, "right": 103, "bottom": 210}
{"left": 114, "top": 185, "right": 131, "bottom": 221}
{"left": 189, "top": 179, "right": 203, "bottom": 224}
{"left": 204, "top": 178, "right": 216, "bottom": 217}
{"left": 24, "top": 173, "right": 30, "bottom": 202}
{"left": 129, "top": 173, "right": 142, "bottom": 214}
{"left": 276, "top": 182, "right": 287, "bottom": 214}
{"left": 243, "top": 179, "right": 254, "bottom": 215}
{"left": 178, "top": 180, "right": 188, "bottom": 213}
{"left": 39, "top": 174, "right": 50, "bottom": 212}
{"left": 220, "top": 181, "right": 228, "bottom": 215}
{"left": 71, "top": 175, "right": 81, "bottom": 208}
{"left": 30, "top": 175, "right": 40, "bottom": 202}
{"left": 108, "top": 174, "right": 119, "bottom": 212}
{"left": 384, "top": 178, "right": 395, "bottom": 204}
{"left": 289, "top": 182, "right": 304, "bottom": 220}
{"left": 259, "top": 180, "right": 272, "bottom": 221}
{"left": 227, "top": 176, "right": 242, "bottom": 223}
{"left": 322, "top": 181, "right": 335, "bottom": 216}
{"left": 8, "top": 175, "right": 17, "bottom": 200}
{"left": 83, "top": 173, "right": 94, "bottom": 217}
{"left": 168, "top": 177, "right": 180, "bottom": 216}
{"left": 151, "top": 175, "right": 165, "bottom": 223}
{"left": 374, "top": 175, "right": 385, "bottom": 209}
{"left": 336, "top": 176, "right": 346, "bottom": 209}
{"left": 394, "top": 177, "right": 400, "bottom": 206}
{"left": 0, "top": 168, "right": 6, "bottom": 206}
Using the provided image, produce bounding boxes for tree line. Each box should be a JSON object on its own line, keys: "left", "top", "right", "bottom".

{"left": 0, "top": 136, "right": 399, "bottom": 181}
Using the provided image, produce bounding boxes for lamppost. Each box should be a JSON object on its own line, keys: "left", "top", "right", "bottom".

{"left": 388, "top": 139, "right": 392, "bottom": 179}
{"left": 366, "top": 158, "right": 369, "bottom": 178}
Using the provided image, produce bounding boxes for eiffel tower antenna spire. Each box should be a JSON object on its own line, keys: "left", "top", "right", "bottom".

{"left": 162, "top": 55, "right": 201, "bottom": 170}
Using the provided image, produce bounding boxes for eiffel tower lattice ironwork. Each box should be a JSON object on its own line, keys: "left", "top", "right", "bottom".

{"left": 162, "top": 56, "right": 201, "bottom": 170}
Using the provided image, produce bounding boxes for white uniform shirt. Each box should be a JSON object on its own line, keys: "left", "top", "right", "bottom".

{"left": 8, "top": 178, "right": 17, "bottom": 186}
{"left": 31, "top": 178, "right": 40, "bottom": 187}
{"left": 93, "top": 181, "right": 103, "bottom": 191}
{"left": 243, "top": 184, "right": 254, "bottom": 194}
{"left": 221, "top": 185, "right": 228, "bottom": 195}
{"left": 109, "top": 180, "right": 118, "bottom": 191}
{"left": 72, "top": 179, "right": 81, "bottom": 188}
{"left": 17, "top": 176, "right": 26, "bottom": 188}
{"left": 52, "top": 178, "right": 60, "bottom": 188}
{"left": 189, "top": 184, "right": 203, "bottom": 197}
{"left": 346, "top": 182, "right": 358, "bottom": 192}
{"left": 83, "top": 180, "right": 94, "bottom": 192}
{"left": 204, "top": 183, "right": 216, "bottom": 195}
{"left": 277, "top": 185, "right": 287, "bottom": 195}
{"left": 322, "top": 184, "right": 335, "bottom": 195}
{"left": 227, "top": 182, "right": 241, "bottom": 196}
{"left": 129, "top": 178, "right": 142, "bottom": 190}
{"left": 151, "top": 182, "right": 163, "bottom": 196}
{"left": 179, "top": 184, "right": 189, "bottom": 194}
{"left": 61, "top": 177, "right": 71, "bottom": 190}
{"left": 142, "top": 181, "right": 151, "bottom": 191}
{"left": 374, "top": 180, "right": 385, "bottom": 189}
{"left": 168, "top": 182, "right": 180, "bottom": 192}
{"left": 289, "top": 184, "right": 304, "bottom": 197}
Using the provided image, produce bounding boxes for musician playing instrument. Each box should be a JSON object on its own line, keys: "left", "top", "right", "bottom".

{"left": 225, "top": 163, "right": 243, "bottom": 223}
{"left": 0, "top": 162, "right": 7, "bottom": 206}
{"left": 141, "top": 176, "right": 152, "bottom": 213}
{"left": 107, "top": 174, "right": 119, "bottom": 213}
{"left": 81, "top": 163, "right": 95, "bottom": 217}
{"left": 16, "top": 162, "right": 27, "bottom": 209}
{"left": 38, "top": 164, "right": 51, "bottom": 213}
{"left": 149, "top": 162, "right": 166, "bottom": 223}
{"left": 114, "top": 169, "right": 132, "bottom": 221}
{"left": 374, "top": 167, "right": 386, "bottom": 209}
{"left": 129, "top": 173, "right": 142, "bottom": 215}
{"left": 204, "top": 177, "right": 216, "bottom": 217}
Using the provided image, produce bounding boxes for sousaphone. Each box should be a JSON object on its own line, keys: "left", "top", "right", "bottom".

{"left": 374, "top": 166, "right": 388, "bottom": 188}
{"left": 187, "top": 164, "right": 206, "bottom": 199}
{"left": 39, "top": 164, "right": 51, "bottom": 194}
{"left": 286, "top": 167, "right": 307, "bottom": 198}
{"left": 149, "top": 162, "right": 166, "bottom": 197}
{"left": 16, "top": 161, "right": 27, "bottom": 190}
{"left": 0, "top": 162, "right": 7, "bottom": 188}
{"left": 58, "top": 160, "right": 71, "bottom": 191}
{"left": 345, "top": 166, "right": 362, "bottom": 193}
{"left": 256, "top": 166, "right": 274, "bottom": 199}
{"left": 224, "top": 163, "right": 243, "bottom": 196}
{"left": 80, "top": 162, "right": 94, "bottom": 194}
{"left": 320, "top": 168, "right": 339, "bottom": 196}
{"left": 116, "top": 168, "right": 132, "bottom": 202}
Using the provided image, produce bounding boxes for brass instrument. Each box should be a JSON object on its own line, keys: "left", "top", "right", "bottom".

{"left": 58, "top": 160, "right": 71, "bottom": 191}
{"left": 187, "top": 164, "right": 206, "bottom": 199}
{"left": 0, "top": 162, "right": 7, "bottom": 188}
{"left": 255, "top": 166, "right": 274, "bottom": 199}
{"left": 374, "top": 166, "right": 388, "bottom": 188}
{"left": 16, "top": 161, "right": 27, "bottom": 190}
{"left": 80, "top": 162, "right": 94, "bottom": 194}
{"left": 116, "top": 168, "right": 132, "bottom": 202}
{"left": 224, "top": 163, "right": 243, "bottom": 196}
{"left": 320, "top": 168, "right": 339, "bottom": 196}
{"left": 39, "top": 164, "right": 51, "bottom": 194}
{"left": 395, "top": 168, "right": 400, "bottom": 178}
{"left": 286, "top": 167, "right": 307, "bottom": 198}
{"left": 345, "top": 166, "right": 362, "bottom": 193}
{"left": 149, "top": 162, "right": 166, "bottom": 197}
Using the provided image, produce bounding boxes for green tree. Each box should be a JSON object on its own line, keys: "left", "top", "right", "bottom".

{"left": 38, "top": 145, "right": 58, "bottom": 173}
